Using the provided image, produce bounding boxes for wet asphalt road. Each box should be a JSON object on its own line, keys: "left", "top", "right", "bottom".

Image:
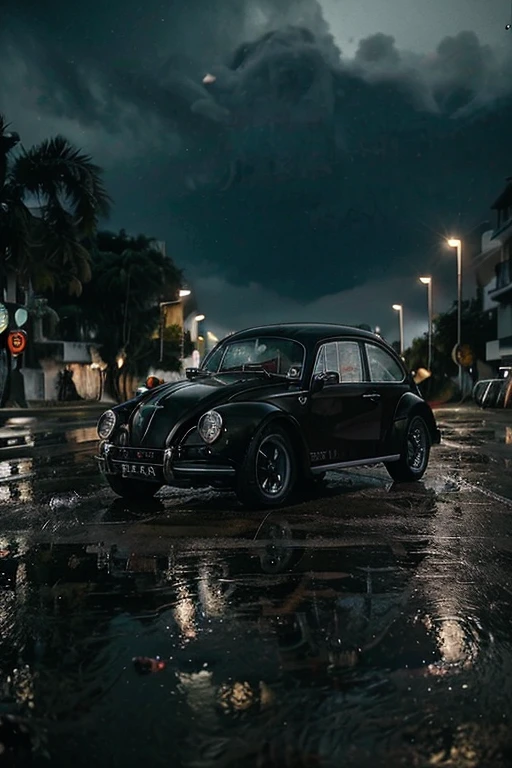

{"left": 1, "top": 405, "right": 512, "bottom": 767}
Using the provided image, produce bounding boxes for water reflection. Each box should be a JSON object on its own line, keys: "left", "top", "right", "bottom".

{"left": 0, "top": 518, "right": 418, "bottom": 763}
{"left": 0, "top": 419, "right": 100, "bottom": 506}
{"left": 0, "top": 497, "right": 510, "bottom": 766}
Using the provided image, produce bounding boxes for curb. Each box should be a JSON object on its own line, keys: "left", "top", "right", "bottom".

{"left": 0, "top": 401, "right": 108, "bottom": 418}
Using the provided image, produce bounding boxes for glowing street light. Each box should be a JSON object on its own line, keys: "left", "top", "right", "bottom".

{"left": 392, "top": 304, "right": 404, "bottom": 355}
{"left": 447, "top": 237, "right": 462, "bottom": 393}
{"left": 194, "top": 315, "right": 206, "bottom": 360}
{"left": 419, "top": 276, "right": 433, "bottom": 372}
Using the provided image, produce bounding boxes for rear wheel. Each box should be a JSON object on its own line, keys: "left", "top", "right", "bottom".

{"left": 236, "top": 425, "right": 297, "bottom": 509}
{"left": 385, "top": 415, "right": 430, "bottom": 482}
{"left": 105, "top": 474, "right": 161, "bottom": 499}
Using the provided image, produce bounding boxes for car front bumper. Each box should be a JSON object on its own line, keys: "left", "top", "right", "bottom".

{"left": 97, "top": 442, "right": 236, "bottom": 486}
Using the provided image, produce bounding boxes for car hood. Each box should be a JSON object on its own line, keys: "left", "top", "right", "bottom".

{"left": 129, "top": 373, "right": 289, "bottom": 447}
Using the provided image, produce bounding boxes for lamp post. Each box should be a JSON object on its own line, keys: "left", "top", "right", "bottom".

{"left": 194, "top": 315, "right": 205, "bottom": 360}
{"left": 419, "top": 276, "right": 433, "bottom": 371}
{"left": 159, "top": 289, "right": 191, "bottom": 363}
{"left": 447, "top": 237, "right": 463, "bottom": 394}
{"left": 392, "top": 304, "right": 404, "bottom": 355}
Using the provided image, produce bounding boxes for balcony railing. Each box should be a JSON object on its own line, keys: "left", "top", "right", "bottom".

{"left": 497, "top": 260, "right": 512, "bottom": 289}
{"left": 489, "top": 259, "right": 512, "bottom": 302}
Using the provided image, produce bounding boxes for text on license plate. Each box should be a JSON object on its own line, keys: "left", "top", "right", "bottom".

{"left": 121, "top": 462, "right": 158, "bottom": 478}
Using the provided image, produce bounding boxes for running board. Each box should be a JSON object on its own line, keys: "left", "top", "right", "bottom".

{"left": 311, "top": 454, "right": 400, "bottom": 474}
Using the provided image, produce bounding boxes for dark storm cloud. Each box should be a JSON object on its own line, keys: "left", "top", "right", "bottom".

{"left": 1, "top": 1, "right": 511, "bottom": 304}
{"left": 354, "top": 32, "right": 402, "bottom": 66}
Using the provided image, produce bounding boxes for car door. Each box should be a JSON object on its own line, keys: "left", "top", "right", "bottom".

{"left": 306, "top": 339, "right": 382, "bottom": 467}
{"left": 363, "top": 342, "right": 411, "bottom": 454}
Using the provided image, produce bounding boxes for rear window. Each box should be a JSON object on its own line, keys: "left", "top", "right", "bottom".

{"left": 365, "top": 343, "right": 404, "bottom": 382}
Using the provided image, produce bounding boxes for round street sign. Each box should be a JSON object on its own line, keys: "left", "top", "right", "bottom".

{"left": 7, "top": 330, "right": 27, "bottom": 356}
{"left": 451, "top": 343, "right": 474, "bottom": 368}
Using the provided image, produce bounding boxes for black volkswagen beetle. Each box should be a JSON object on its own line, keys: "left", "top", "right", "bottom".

{"left": 96, "top": 323, "right": 441, "bottom": 508}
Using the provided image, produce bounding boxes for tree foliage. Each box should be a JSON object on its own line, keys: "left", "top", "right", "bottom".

{"left": 404, "top": 298, "right": 497, "bottom": 399}
{"left": 51, "top": 230, "right": 190, "bottom": 401}
{"left": 0, "top": 115, "right": 110, "bottom": 296}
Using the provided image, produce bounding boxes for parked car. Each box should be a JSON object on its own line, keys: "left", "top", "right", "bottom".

{"left": 96, "top": 323, "right": 441, "bottom": 508}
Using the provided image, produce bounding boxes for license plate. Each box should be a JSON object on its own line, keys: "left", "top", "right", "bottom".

{"left": 120, "top": 462, "right": 159, "bottom": 479}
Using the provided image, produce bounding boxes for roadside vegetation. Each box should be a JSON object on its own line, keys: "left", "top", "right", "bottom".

{"left": 1, "top": 114, "right": 192, "bottom": 403}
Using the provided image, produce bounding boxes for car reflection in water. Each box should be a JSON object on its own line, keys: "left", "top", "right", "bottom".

{"left": 2, "top": 491, "right": 498, "bottom": 768}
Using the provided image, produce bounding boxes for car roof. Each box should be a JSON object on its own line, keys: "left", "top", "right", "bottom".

{"left": 225, "top": 323, "right": 385, "bottom": 346}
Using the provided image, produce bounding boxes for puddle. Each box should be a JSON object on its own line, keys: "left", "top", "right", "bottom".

{"left": 0, "top": 526, "right": 510, "bottom": 768}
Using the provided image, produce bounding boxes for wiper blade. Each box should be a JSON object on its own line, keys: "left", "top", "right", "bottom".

{"left": 219, "top": 365, "right": 286, "bottom": 378}
{"left": 242, "top": 363, "right": 272, "bottom": 377}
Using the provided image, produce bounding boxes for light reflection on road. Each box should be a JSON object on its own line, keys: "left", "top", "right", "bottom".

{"left": 0, "top": 407, "right": 510, "bottom": 765}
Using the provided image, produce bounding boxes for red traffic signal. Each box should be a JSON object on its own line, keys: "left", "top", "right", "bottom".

{"left": 7, "top": 330, "right": 27, "bottom": 356}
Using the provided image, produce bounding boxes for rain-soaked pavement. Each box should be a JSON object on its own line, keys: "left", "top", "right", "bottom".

{"left": 1, "top": 404, "right": 512, "bottom": 766}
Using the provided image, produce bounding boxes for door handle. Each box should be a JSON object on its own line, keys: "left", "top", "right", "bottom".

{"left": 362, "top": 392, "right": 381, "bottom": 401}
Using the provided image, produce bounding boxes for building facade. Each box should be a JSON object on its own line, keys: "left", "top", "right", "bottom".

{"left": 473, "top": 177, "right": 512, "bottom": 364}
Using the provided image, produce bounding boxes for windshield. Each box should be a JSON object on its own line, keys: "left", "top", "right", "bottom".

{"left": 202, "top": 337, "right": 304, "bottom": 376}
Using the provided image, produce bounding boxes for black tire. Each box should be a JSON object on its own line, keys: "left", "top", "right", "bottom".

{"left": 105, "top": 474, "right": 161, "bottom": 499}
{"left": 385, "top": 415, "right": 431, "bottom": 483}
{"left": 236, "top": 424, "right": 297, "bottom": 509}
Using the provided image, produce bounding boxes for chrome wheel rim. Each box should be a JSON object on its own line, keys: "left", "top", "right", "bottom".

{"left": 407, "top": 420, "right": 427, "bottom": 472}
{"left": 256, "top": 436, "right": 291, "bottom": 498}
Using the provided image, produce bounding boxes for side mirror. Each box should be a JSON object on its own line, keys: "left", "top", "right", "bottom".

{"left": 323, "top": 371, "right": 340, "bottom": 386}
{"left": 311, "top": 371, "right": 340, "bottom": 394}
{"left": 185, "top": 367, "right": 201, "bottom": 380}
{"left": 286, "top": 365, "right": 303, "bottom": 381}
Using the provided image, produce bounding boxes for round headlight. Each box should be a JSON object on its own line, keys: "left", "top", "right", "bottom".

{"left": 97, "top": 410, "right": 117, "bottom": 440}
{"left": 198, "top": 410, "right": 223, "bottom": 444}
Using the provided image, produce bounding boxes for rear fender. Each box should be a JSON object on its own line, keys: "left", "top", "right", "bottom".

{"left": 209, "top": 402, "right": 310, "bottom": 471}
{"left": 388, "top": 393, "right": 441, "bottom": 453}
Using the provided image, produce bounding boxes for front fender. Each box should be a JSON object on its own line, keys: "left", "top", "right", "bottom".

{"left": 208, "top": 401, "right": 309, "bottom": 470}
{"left": 387, "top": 393, "right": 441, "bottom": 453}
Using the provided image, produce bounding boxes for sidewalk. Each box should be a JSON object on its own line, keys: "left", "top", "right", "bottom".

{"left": 433, "top": 401, "right": 512, "bottom": 422}
{"left": 0, "top": 400, "right": 108, "bottom": 418}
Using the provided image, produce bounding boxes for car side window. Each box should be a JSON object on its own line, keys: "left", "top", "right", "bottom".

{"left": 338, "top": 341, "right": 364, "bottom": 382}
{"left": 313, "top": 341, "right": 363, "bottom": 382}
{"left": 366, "top": 343, "right": 404, "bottom": 382}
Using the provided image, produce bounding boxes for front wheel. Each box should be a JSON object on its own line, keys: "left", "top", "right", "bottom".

{"left": 236, "top": 425, "right": 297, "bottom": 509}
{"left": 385, "top": 415, "right": 431, "bottom": 482}
{"left": 105, "top": 474, "right": 161, "bottom": 499}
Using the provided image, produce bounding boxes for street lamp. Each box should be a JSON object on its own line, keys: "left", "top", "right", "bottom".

{"left": 159, "top": 289, "right": 192, "bottom": 363}
{"left": 392, "top": 304, "right": 404, "bottom": 355}
{"left": 194, "top": 315, "right": 206, "bottom": 360}
{"left": 419, "top": 276, "right": 433, "bottom": 371}
{"left": 447, "top": 237, "right": 463, "bottom": 393}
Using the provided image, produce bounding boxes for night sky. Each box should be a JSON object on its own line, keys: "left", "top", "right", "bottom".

{"left": 1, "top": 0, "right": 512, "bottom": 344}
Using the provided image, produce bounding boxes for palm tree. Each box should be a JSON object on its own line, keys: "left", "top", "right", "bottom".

{"left": 52, "top": 231, "right": 184, "bottom": 401}
{"left": 0, "top": 114, "right": 111, "bottom": 298}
